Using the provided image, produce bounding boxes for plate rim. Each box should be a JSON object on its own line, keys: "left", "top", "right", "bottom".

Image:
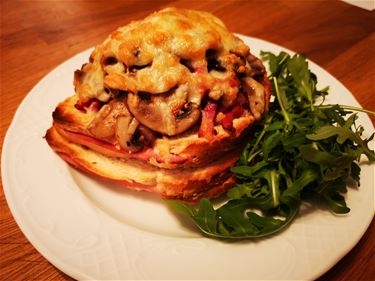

{"left": 2, "top": 34, "right": 374, "bottom": 280}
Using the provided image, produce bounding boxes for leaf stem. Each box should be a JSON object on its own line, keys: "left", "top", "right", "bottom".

{"left": 318, "top": 104, "right": 375, "bottom": 116}
{"left": 273, "top": 77, "right": 291, "bottom": 125}
{"left": 246, "top": 115, "right": 274, "bottom": 162}
{"left": 247, "top": 130, "right": 265, "bottom": 162}
{"left": 270, "top": 170, "right": 280, "bottom": 207}
{"left": 279, "top": 53, "right": 289, "bottom": 65}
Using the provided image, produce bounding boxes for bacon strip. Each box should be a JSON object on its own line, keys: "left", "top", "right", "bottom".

{"left": 219, "top": 104, "right": 244, "bottom": 130}
{"left": 198, "top": 101, "right": 217, "bottom": 139}
{"left": 74, "top": 98, "right": 104, "bottom": 113}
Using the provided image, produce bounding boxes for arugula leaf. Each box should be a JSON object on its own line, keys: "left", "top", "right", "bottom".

{"left": 263, "top": 131, "right": 282, "bottom": 160}
{"left": 260, "top": 51, "right": 290, "bottom": 76}
{"left": 170, "top": 51, "right": 375, "bottom": 239}
{"left": 194, "top": 199, "right": 218, "bottom": 234}
{"left": 286, "top": 54, "right": 314, "bottom": 105}
{"left": 320, "top": 180, "right": 351, "bottom": 214}
{"left": 230, "top": 160, "right": 269, "bottom": 178}
{"left": 282, "top": 169, "right": 319, "bottom": 199}
{"left": 299, "top": 145, "right": 337, "bottom": 165}
{"left": 307, "top": 125, "right": 375, "bottom": 161}
{"left": 168, "top": 197, "right": 299, "bottom": 239}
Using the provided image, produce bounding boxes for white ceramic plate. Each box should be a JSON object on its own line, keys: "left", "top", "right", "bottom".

{"left": 2, "top": 36, "right": 375, "bottom": 280}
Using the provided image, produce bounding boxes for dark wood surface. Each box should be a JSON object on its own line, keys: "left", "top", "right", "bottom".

{"left": 1, "top": 1, "right": 374, "bottom": 280}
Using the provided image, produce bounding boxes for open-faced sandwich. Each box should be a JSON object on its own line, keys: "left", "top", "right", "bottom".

{"left": 45, "top": 7, "right": 271, "bottom": 202}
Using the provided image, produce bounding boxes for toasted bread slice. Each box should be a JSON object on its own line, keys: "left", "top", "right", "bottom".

{"left": 52, "top": 95, "right": 254, "bottom": 169}
{"left": 46, "top": 125, "right": 238, "bottom": 201}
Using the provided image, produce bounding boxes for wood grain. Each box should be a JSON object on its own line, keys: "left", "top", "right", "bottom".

{"left": 1, "top": 0, "right": 374, "bottom": 280}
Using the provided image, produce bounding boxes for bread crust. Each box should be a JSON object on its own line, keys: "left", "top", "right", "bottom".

{"left": 46, "top": 126, "right": 237, "bottom": 201}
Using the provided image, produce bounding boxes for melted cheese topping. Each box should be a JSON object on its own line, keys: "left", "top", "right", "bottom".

{"left": 75, "top": 8, "right": 250, "bottom": 105}
{"left": 74, "top": 8, "right": 266, "bottom": 137}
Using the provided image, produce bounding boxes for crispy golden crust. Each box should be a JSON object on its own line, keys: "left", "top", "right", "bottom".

{"left": 45, "top": 126, "right": 236, "bottom": 201}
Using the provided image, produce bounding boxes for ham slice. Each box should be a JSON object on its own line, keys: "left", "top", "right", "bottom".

{"left": 58, "top": 128, "right": 188, "bottom": 165}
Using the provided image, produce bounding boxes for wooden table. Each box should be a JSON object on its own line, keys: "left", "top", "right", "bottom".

{"left": 1, "top": 0, "right": 374, "bottom": 280}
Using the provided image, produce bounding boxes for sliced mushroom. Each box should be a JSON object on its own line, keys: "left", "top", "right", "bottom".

{"left": 127, "top": 85, "right": 201, "bottom": 136}
{"left": 96, "top": 87, "right": 123, "bottom": 103}
{"left": 129, "top": 63, "right": 151, "bottom": 73}
{"left": 101, "top": 55, "right": 127, "bottom": 80}
{"left": 88, "top": 99, "right": 129, "bottom": 139}
{"left": 87, "top": 104, "right": 115, "bottom": 138}
{"left": 116, "top": 116, "right": 139, "bottom": 153}
{"left": 101, "top": 56, "right": 118, "bottom": 66}
{"left": 242, "top": 77, "right": 265, "bottom": 120}
{"left": 247, "top": 53, "right": 265, "bottom": 71}
{"left": 206, "top": 49, "right": 226, "bottom": 72}
{"left": 138, "top": 126, "right": 155, "bottom": 146}
{"left": 217, "top": 53, "right": 245, "bottom": 73}
{"left": 246, "top": 53, "right": 266, "bottom": 80}
{"left": 96, "top": 88, "right": 111, "bottom": 102}
{"left": 229, "top": 43, "right": 250, "bottom": 58}
{"left": 179, "top": 58, "right": 195, "bottom": 73}
{"left": 175, "top": 102, "right": 201, "bottom": 133}
{"left": 116, "top": 116, "right": 155, "bottom": 153}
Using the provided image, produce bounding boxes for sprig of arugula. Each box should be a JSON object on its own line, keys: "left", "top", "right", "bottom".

{"left": 168, "top": 51, "right": 375, "bottom": 239}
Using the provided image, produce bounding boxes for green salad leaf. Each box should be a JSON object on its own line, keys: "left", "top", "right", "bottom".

{"left": 167, "top": 51, "right": 375, "bottom": 239}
